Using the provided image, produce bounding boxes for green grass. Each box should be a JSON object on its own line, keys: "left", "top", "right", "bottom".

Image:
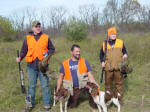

{"left": 0, "top": 33, "right": 150, "bottom": 112}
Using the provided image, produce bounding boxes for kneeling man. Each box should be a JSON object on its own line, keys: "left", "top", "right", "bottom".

{"left": 57, "top": 44, "right": 99, "bottom": 108}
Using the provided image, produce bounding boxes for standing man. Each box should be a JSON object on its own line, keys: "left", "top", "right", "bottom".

{"left": 16, "top": 21, "right": 55, "bottom": 111}
{"left": 99, "top": 27, "right": 128, "bottom": 105}
{"left": 57, "top": 44, "right": 99, "bottom": 108}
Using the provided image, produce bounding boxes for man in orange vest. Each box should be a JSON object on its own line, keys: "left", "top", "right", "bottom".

{"left": 16, "top": 21, "right": 55, "bottom": 111}
{"left": 99, "top": 27, "right": 128, "bottom": 105}
{"left": 57, "top": 44, "right": 99, "bottom": 108}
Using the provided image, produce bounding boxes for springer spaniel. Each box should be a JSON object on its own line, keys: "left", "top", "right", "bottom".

{"left": 85, "top": 82, "right": 121, "bottom": 112}
{"left": 53, "top": 86, "right": 70, "bottom": 112}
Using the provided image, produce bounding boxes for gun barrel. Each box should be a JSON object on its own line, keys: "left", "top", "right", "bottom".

{"left": 100, "top": 68, "right": 104, "bottom": 83}
{"left": 17, "top": 50, "right": 26, "bottom": 94}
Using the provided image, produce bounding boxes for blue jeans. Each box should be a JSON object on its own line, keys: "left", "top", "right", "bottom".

{"left": 27, "top": 66, "right": 50, "bottom": 106}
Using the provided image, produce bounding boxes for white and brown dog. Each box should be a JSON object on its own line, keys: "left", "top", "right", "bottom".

{"left": 85, "top": 82, "right": 121, "bottom": 112}
{"left": 53, "top": 86, "right": 70, "bottom": 112}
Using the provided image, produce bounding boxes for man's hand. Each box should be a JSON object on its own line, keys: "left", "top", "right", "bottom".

{"left": 56, "top": 73, "right": 64, "bottom": 92}
{"left": 123, "top": 54, "right": 128, "bottom": 59}
{"left": 16, "top": 57, "right": 21, "bottom": 62}
{"left": 101, "top": 61, "right": 106, "bottom": 68}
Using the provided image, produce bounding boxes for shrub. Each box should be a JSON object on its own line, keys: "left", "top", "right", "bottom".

{"left": 0, "top": 16, "right": 16, "bottom": 42}
{"left": 63, "top": 19, "right": 87, "bottom": 41}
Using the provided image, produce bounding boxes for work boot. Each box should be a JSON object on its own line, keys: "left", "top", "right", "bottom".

{"left": 25, "top": 102, "right": 33, "bottom": 112}
{"left": 28, "top": 102, "right": 33, "bottom": 108}
{"left": 43, "top": 105, "right": 51, "bottom": 111}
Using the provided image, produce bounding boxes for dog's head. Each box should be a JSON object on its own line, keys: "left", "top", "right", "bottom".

{"left": 85, "top": 82, "right": 99, "bottom": 97}
{"left": 55, "top": 86, "right": 69, "bottom": 100}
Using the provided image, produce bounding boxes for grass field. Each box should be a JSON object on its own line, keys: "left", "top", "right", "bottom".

{"left": 0, "top": 33, "right": 150, "bottom": 112}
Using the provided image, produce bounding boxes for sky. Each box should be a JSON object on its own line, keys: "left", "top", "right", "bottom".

{"left": 0, "top": 0, "right": 150, "bottom": 17}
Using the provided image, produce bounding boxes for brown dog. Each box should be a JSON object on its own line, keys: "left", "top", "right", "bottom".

{"left": 54, "top": 86, "right": 70, "bottom": 112}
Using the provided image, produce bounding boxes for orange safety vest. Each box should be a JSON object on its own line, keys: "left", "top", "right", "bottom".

{"left": 62, "top": 58, "right": 87, "bottom": 81}
{"left": 102, "top": 39, "right": 123, "bottom": 71}
{"left": 25, "top": 33, "right": 48, "bottom": 62}
{"left": 103, "top": 39, "right": 123, "bottom": 52}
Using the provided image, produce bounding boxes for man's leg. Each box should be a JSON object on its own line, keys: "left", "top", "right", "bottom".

{"left": 38, "top": 71, "right": 51, "bottom": 108}
{"left": 27, "top": 66, "right": 38, "bottom": 106}
{"left": 68, "top": 88, "right": 82, "bottom": 108}
{"left": 105, "top": 71, "right": 114, "bottom": 102}
{"left": 114, "top": 70, "right": 123, "bottom": 104}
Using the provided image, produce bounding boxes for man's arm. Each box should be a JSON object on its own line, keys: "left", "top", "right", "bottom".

{"left": 88, "top": 72, "right": 100, "bottom": 88}
{"left": 122, "top": 43, "right": 128, "bottom": 59}
{"left": 99, "top": 46, "right": 105, "bottom": 63}
{"left": 47, "top": 38, "right": 55, "bottom": 55}
{"left": 85, "top": 60, "right": 100, "bottom": 88}
{"left": 16, "top": 38, "right": 28, "bottom": 62}
{"left": 57, "top": 64, "right": 65, "bottom": 92}
{"left": 20, "top": 38, "right": 28, "bottom": 60}
{"left": 56, "top": 73, "right": 64, "bottom": 92}
{"left": 99, "top": 46, "right": 106, "bottom": 68}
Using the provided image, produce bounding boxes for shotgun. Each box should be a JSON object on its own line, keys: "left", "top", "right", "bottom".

{"left": 100, "top": 31, "right": 108, "bottom": 83}
{"left": 17, "top": 50, "right": 26, "bottom": 94}
{"left": 100, "top": 40, "right": 107, "bottom": 83}
{"left": 17, "top": 50, "right": 31, "bottom": 112}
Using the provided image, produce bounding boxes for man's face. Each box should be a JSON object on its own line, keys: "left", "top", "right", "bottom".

{"left": 32, "top": 25, "right": 41, "bottom": 34}
{"left": 71, "top": 47, "right": 80, "bottom": 60}
{"left": 110, "top": 34, "right": 116, "bottom": 40}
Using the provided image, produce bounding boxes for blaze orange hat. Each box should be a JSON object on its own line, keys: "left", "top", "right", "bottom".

{"left": 107, "top": 27, "right": 117, "bottom": 38}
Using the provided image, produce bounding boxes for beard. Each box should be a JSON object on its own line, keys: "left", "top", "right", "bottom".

{"left": 73, "top": 54, "right": 80, "bottom": 60}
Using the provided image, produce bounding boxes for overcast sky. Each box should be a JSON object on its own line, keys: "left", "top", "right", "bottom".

{"left": 0, "top": 0, "right": 150, "bottom": 17}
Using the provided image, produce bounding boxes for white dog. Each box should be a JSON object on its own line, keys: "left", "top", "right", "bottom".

{"left": 85, "top": 82, "right": 121, "bottom": 112}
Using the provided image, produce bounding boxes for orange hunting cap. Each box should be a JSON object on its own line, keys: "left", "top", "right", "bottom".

{"left": 107, "top": 27, "right": 117, "bottom": 38}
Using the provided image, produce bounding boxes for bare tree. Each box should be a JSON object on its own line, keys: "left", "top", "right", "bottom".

{"left": 102, "top": 0, "right": 120, "bottom": 28}
{"left": 78, "top": 4, "right": 101, "bottom": 34}
{"left": 46, "top": 6, "right": 67, "bottom": 37}
{"left": 9, "top": 9, "right": 26, "bottom": 39}
{"left": 25, "top": 7, "right": 38, "bottom": 28}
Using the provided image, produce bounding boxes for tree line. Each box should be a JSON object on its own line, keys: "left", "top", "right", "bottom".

{"left": 0, "top": 0, "right": 150, "bottom": 41}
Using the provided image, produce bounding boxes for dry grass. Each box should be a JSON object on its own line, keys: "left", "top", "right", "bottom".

{"left": 0, "top": 33, "right": 150, "bottom": 112}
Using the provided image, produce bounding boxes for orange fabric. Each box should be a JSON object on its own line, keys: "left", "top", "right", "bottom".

{"left": 63, "top": 58, "right": 87, "bottom": 81}
{"left": 25, "top": 34, "right": 48, "bottom": 62}
{"left": 103, "top": 39, "right": 123, "bottom": 52}
{"left": 98, "top": 88, "right": 100, "bottom": 104}
{"left": 63, "top": 59, "right": 72, "bottom": 81}
{"left": 108, "top": 27, "right": 117, "bottom": 38}
{"left": 78, "top": 58, "right": 87, "bottom": 74}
